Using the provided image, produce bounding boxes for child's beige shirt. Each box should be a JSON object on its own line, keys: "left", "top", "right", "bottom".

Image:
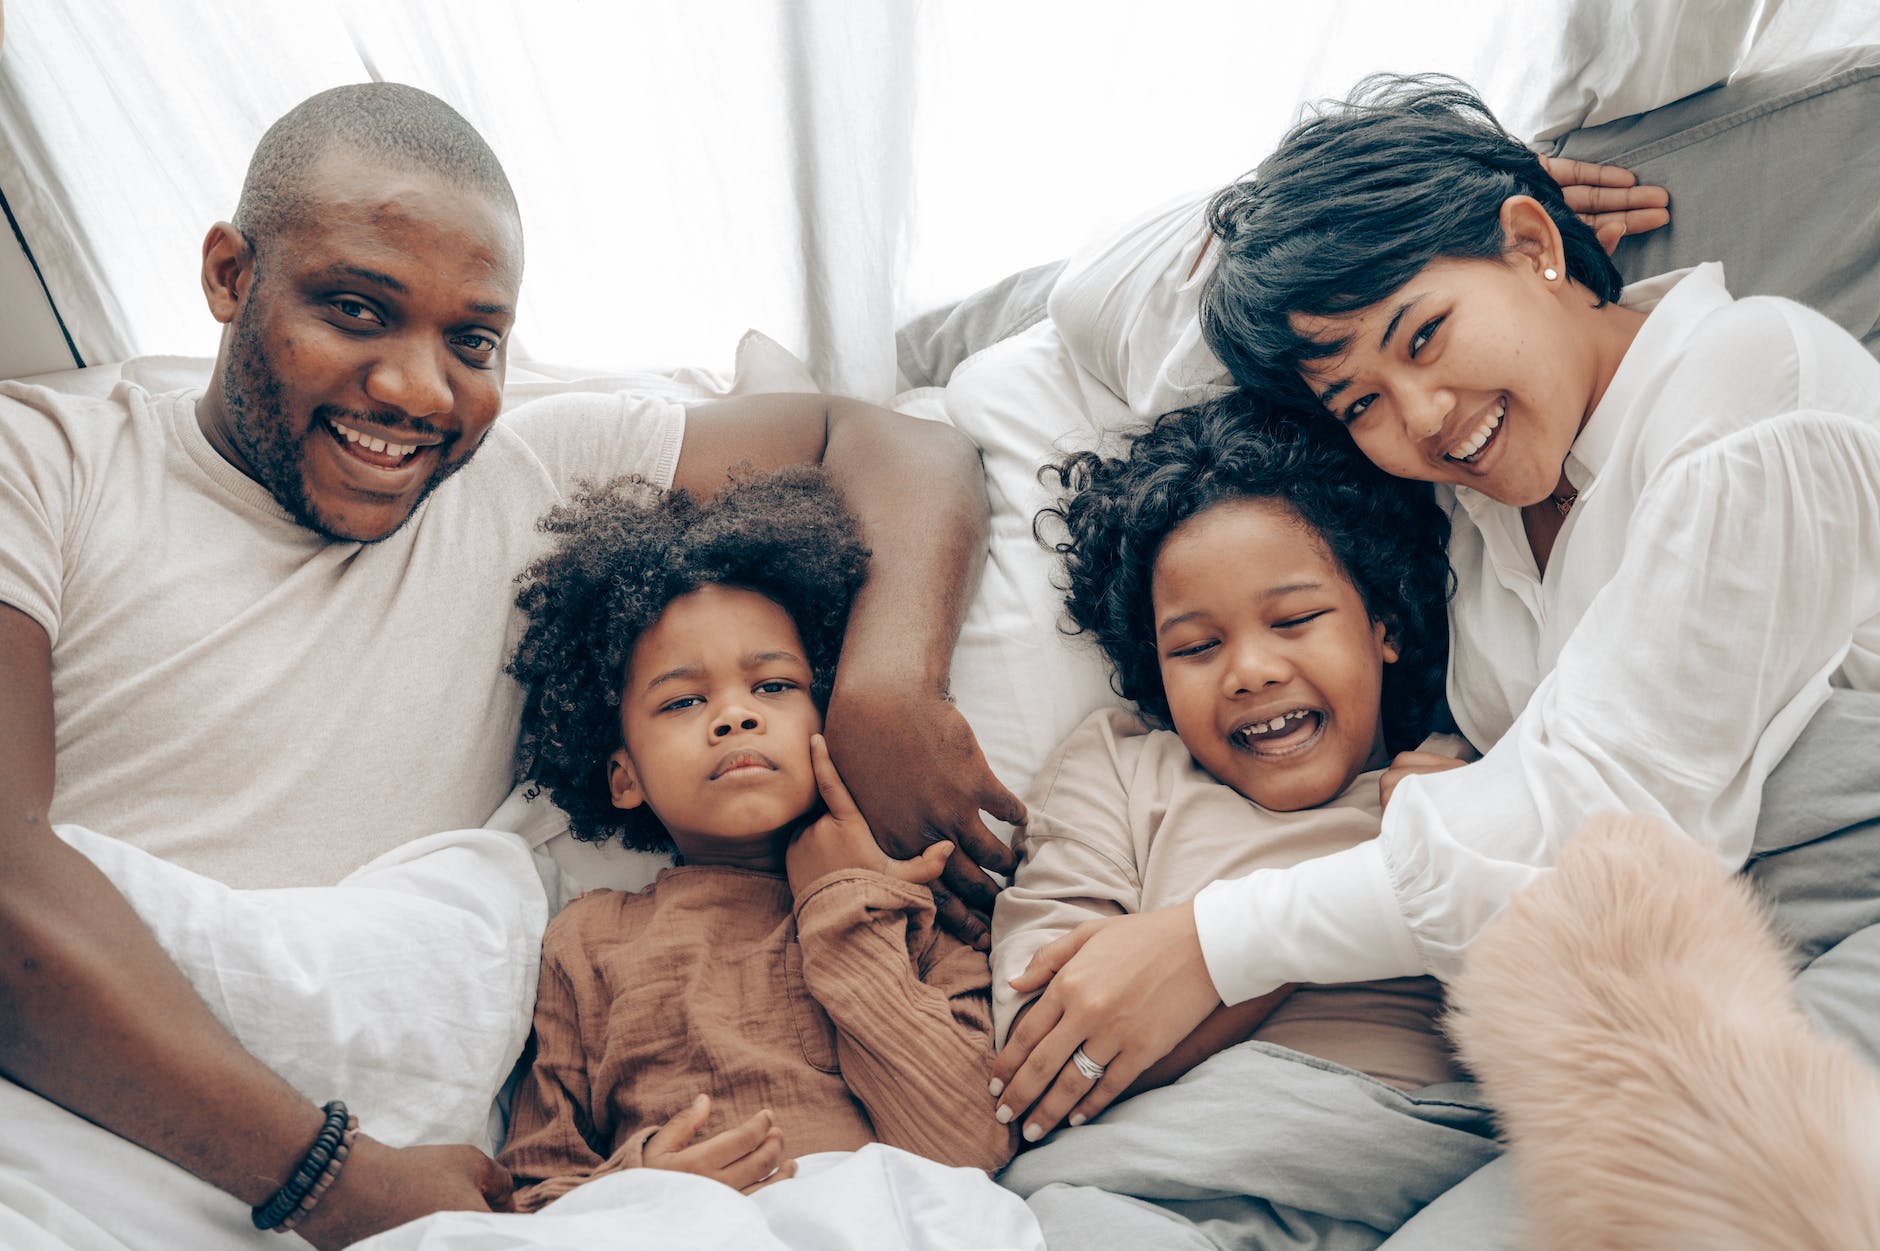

{"left": 992, "top": 707, "right": 1461, "bottom": 1092}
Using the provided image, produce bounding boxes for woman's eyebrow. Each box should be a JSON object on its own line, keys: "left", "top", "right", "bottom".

{"left": 1378, "top": 295, "right": 1427, "bottom": 351}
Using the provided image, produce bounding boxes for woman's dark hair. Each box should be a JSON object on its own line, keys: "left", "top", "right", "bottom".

{"left": 1040, "top": 391, "right": 1452, "bottom": 752}
{"left": 508, "top": 467, "right": 869, "bottom": 851}
{"left": 1200, "top": 74, "right": 1620, "bottom": 410}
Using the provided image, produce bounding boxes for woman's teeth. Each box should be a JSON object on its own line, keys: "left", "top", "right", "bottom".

{"left": 1446, "top": 399, "right": 1505, "bottom": 464}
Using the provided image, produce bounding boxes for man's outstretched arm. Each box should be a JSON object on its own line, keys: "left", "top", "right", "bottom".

{"left": 673, "top": 395, "right": 1023, "bottom": 946}
{"left": 0, "top": 604, "right": 508, "bottom": 1247}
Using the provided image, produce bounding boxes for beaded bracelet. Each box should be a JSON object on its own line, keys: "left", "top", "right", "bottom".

{"left": 275, "top": 1114, "right": 359, "bottom": 1235}
{"left": 252, "top": 1100, "right": 355, "bottom": 1232}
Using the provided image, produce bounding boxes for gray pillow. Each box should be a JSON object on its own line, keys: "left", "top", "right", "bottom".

{"left": 895, "top": 260, "right": 1065, "bottom": 390}
{"left": 1549, "top": 44, "right": 1880, "bottom": 360}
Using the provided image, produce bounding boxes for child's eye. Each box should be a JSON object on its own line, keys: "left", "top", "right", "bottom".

{"left": 1409, "top": 315, "right": 1445, "bottom": 358}
{"left": 753, "top": 679, "right": 797, "bottom": 695}
{"left": 1167, "top": 639, "right": 1218, "bottom": 659}
{"left": 659, "top": 695, "right": 704, "bottom": 713}
{"left": 1275, "top": 611, "right": 1330, "bottom": 630}
{"left": 1340, "top": 394, "right": 1375, "bottom": 425}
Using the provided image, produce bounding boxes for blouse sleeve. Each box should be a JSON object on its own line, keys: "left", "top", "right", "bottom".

{"left": 792, "top": 869, "right": 1018, "bottom": 1173}
{"left": 1194, "top": 407, "right": 1880, "bottom": 1001}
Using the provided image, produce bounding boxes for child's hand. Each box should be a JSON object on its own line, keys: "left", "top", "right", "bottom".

{"left": 786, "top": 734, "right": 954, "bottom": 897}
{"left": 643, "top": 1094, "right": 796, "bottom": 1194}
{"left": 1379, "top": 750, "right": 1469, "bottom": 811}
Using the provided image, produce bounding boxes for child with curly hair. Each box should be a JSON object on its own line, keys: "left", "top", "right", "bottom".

{"left": 989, "top": 394, "right": 1497, "bottom": 1249}
{"left": 495, "top": 467, "right": 1017, "bottom": 1217}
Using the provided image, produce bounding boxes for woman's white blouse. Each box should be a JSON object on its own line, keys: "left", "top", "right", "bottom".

{"left": 1194, "top": 264, "right": 1880, "bottom": 1002}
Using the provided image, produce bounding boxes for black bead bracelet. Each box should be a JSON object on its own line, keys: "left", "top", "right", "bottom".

{"left": 253, "top": 1100, "right": 351, "bottom": 1231}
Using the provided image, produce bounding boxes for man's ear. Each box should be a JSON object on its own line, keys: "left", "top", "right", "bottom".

{"left": 201, "top": 222, "right": 256, "bottom": 325}
{"left": 607, "top": 747, "right": 645, "bottom": 812}
{"left": 1497, "top": 194, "right": 1566, "bottom": 284}
{"left": 1375, "top": 619, "right": 1401, "bottom": 666}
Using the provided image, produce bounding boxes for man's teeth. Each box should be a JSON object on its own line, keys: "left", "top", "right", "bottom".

{"left": 1446, "top": 399, "right": 1505, "bottom": 463}
{"left": 332, "top": 420, "right": 419, "bottom": 458}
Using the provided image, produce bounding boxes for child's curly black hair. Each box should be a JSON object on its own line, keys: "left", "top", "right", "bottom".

{"left": 1039, "top": 391, "right": 1453, "bottom": 753}
{"left": 508, "top": 466, "right": 870, "bottom": 851}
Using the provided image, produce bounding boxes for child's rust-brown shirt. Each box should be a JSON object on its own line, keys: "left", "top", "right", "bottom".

{"left": 501, "top": 864, "right": 1015, "bottom": 1209}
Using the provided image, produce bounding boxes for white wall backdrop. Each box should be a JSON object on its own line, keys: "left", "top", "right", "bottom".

{"left": 0, "top": 0, "right": 1865, "bottom": 394}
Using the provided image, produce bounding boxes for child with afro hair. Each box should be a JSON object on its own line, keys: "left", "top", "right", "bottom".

{"left": 990, "top": 395, "right": 1477, "bottom": 1227}
{"left": 498, "top": 467, "right": 1015, "bottom": 1212}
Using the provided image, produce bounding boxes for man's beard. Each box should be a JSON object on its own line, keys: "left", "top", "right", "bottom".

{"left": 221, "top": 303, "right": 477, "bottom": 543}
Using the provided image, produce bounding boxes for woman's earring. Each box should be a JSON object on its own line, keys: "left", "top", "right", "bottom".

{"left": 1543, "top": 267, "right": 1559, "bottom": 281}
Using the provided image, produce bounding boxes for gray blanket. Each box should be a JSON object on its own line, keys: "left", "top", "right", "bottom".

{"left": 998, "top": 1044, "right": 1497, "bottom": 1251}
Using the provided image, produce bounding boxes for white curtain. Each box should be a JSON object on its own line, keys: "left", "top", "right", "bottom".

{"left": 0, "top": 0, "right": 1844, "bottom": 396}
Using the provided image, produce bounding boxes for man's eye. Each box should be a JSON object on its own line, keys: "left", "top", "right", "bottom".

{"left": 1409, "top": 315, "right": 1445, "bottom": 358}
{"left": 453, "top": 332, "right": 499, "bottom": 355}
{"left": 332, "top": 298, "right": 383, "bottom": 325}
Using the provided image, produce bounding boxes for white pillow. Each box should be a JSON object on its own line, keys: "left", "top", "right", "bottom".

{"left": 1522, "top": 0, "right": 1764, "bottom": 141}
{"left": 931, "top": 321, "right": 1138, "bottom": 813}
{"left": 0, "top": 824, "right": 546, "bottom": 1251}
{"left": 1047, "top": 192, "right": 1232, "bottom": 422}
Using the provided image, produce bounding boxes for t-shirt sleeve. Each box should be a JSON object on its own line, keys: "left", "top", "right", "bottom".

{"left": 0, "top": 387, "right": 81, "bottom": 642}
{"left": 500, "top": 391, "right": 686, "bottom": 495}
{"left": 989, "top": 712, "right": 1144, "bottom": 1045}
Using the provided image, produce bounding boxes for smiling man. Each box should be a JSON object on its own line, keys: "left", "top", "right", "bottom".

{"left": 0, "top": 83, "right": 1019, "bottom": 1247}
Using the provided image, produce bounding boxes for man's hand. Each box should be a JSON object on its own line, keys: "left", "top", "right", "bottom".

{"left": 643, "top": 1095, "right": 795, "bottom": 1195}
{"left": 1539, "top": 156, "right": 1671, "bottom": 254}
{"left": 821, "top": 683, "right": 1023, "bottom": 949}
{"left": 294, "top": 1137, "right": 512, "bottom": 1250}
{"left": 786, "top": 735, "right": 955, "bottom": 898}
{"left": 1379, "top": 749, "right": 1470, "bottom": 811}
{"left": 989, "top": 904, "right": 1220, "bottom": 1142}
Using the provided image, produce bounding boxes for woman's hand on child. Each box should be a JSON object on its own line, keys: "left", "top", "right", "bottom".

{"left": 1378, "top": 750, "right": 1470, "bottom": 811}
{"left": 787, "top": 735, "right": 955, "bottom": 897}
{"left": 1538, "top": 156, "right": 1671, "bottom": 255}
{"left": 990, "top": 904, "right": 1220, "bottom": 1143}
{"left": 644, "top": 1094, "right": 796, "bottom": 1195}
{"left": 822, "top": 683, "right": 1023, "bottom": 949}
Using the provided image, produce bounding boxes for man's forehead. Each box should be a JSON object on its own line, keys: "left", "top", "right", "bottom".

{"left": 276, "top": 151, "right": 523, "bottom": 304}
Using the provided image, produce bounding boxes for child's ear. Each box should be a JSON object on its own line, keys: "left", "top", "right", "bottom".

{"left": 607, "top": 748, "right": 645, "bottom": 811}
{"left": 1374, "top": 619, "right": 1401, "bottom": 666}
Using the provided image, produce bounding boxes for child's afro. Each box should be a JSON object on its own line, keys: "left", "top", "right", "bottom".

{"left": 508, "top": 466, "right": 869, "bottom": 851}
{"left": 1040, "top": 391, "right": 1453, "bottom": 753}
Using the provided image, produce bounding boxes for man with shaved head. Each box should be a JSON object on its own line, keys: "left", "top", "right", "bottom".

{"left": 0, "top": 84, "right": 1021, "bottom": 1245}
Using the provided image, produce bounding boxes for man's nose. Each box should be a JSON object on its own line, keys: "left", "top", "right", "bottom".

{"left": 364, "top": 336, "right": 453, "bottom": 418}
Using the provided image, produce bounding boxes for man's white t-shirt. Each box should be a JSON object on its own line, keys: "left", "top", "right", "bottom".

{"left": 0, "top": 381, "right": 683, "bottom": 888}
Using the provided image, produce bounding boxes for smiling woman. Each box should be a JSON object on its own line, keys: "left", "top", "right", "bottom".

{"left": 989, "top": 77, "right": 1880, "bottom": 1232}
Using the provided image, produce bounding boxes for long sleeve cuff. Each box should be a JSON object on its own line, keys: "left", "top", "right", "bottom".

{"left": 1191, "top": 840, "right": 1424, "bottom": 1004}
